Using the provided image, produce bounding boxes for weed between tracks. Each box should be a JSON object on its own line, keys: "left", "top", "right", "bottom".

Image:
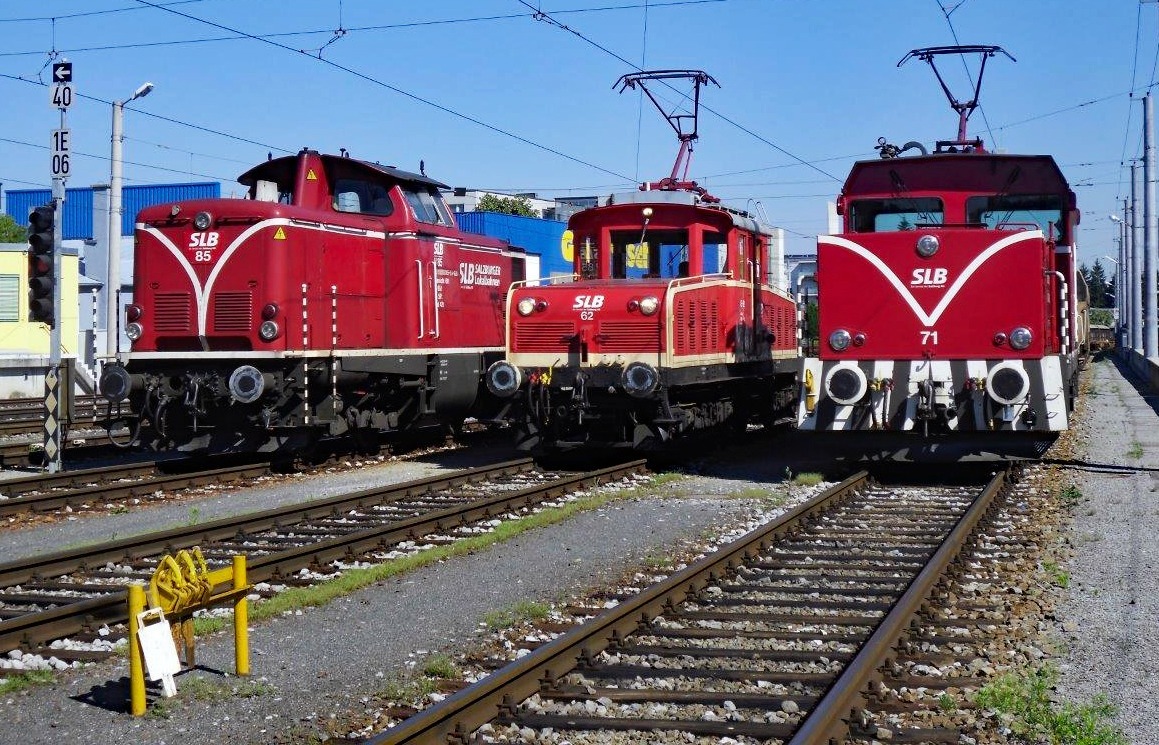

{"left": 0, "top": 669, "right": 54, "bottom": 694}
{"left": 193, "top": 474, "right": 683, "bottom": 636}
{"left": 975, "top": 664, "right": 1127, "bottom": 745}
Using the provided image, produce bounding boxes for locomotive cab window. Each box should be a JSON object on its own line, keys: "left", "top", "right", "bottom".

{"left": 402, "top": 186, "right": 454, "bottom": 226}
{"left": 610, "top": 229, "right": 689, "bottom": 279}
{"left": 966, "top": 194, "right": 1063, "bottom": 239}
{"left": 848, "top": 197, "right": 944, "bottom": 232}
{"left": 332, "top": 179, "right": 395, "bottom": 216}
{"left": 703, "top": 232, "right": 727, "bottom": 275}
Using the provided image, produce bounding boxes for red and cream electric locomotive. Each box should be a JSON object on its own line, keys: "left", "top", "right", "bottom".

{"left": 485, "top": 71, "right": 799, "bottom": 451}
{"left": 99, "top": 149, "right": 532, "bottom": 454}
{"left": 796, "top": 47, "right": 1082, "bottom": 459}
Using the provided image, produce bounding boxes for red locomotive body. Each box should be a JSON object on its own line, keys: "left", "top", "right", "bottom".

{"left": 796, "top": 47, "right": 1082, "bottom": 459}
{"left": 486, "top": 188, "right": 799, "bottom": 450}
{"left": 99, "top": 149, "right": 530, "bottom": 454}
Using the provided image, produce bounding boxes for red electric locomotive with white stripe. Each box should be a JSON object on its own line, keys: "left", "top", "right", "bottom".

{"left": 796, "top": 47, "right": 1083, "bottom": 459}
{"left": 99, "top": 149, "right": 531, "bottom": 454}
{"left": 484, "top": 71, "right": 799, "bottom": 451}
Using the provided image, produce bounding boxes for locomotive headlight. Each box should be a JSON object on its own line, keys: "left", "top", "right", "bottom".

{"left": 622, "top": 361, "right": 659, "bottom": 397}
{"left": 485, "top": 361, "right": 522, "bottom": 397}
{"left": 638, "top": 296, "right": 660, "bottom": 316}
{"left": 193, "top": 211, "right": 213, "bottom": 230}
{"left": 126, "top": 304, "right": 143, "bottom": 322}
{"left": 828, "top": 328, "right": 852, "bottom": 351}
{"left": 261, "top": 303, "right": 279, "bottom": 320}
{"left": 916, "top": 234, "right": 940, "bottom": 257}
{"left": 259, "top": 320, "right": 280, "bottom": 341}
{"left": 1009, "top": 326, "right": 1033, "bottom": 350}
{"left": 516, "top": 297, "right": 537, "bottom": 316}
{"left": 125, "top": 322, "right": 143, "bottom": 341}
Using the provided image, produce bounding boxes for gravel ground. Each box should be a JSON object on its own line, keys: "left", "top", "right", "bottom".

{"left": 1054, "top": 355, "right": 1159, "bottom": 744}
{"left": 0, "top": 434, "right": 822, "bottom": 745}
{"left": 0, "top": 444, "right": 524, "bottom": 561}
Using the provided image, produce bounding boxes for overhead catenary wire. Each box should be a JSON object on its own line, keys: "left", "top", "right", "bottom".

{"left": 515, "top": 0, "right": 841, "bottom": 183}
{"left": 131, "top": 0, "right": 636, "bottom": 184}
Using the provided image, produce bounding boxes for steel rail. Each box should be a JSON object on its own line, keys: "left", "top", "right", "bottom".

{"left": 369, "top": 470, "right": 872, "bottom": 745}
{"left": 0, "top": 461, "right": 160, "bottom": 499}
{"left": 787, "top": 468, "right": 1007, "bottom": 744}
{"left": 0, "top": 458, "right": 646, "bottom": 653}
{"left": 0, "top": 458, "right": 536, "bottom": 589}
{"left": 0, "top": 461, "right": 269, "bottom": 517}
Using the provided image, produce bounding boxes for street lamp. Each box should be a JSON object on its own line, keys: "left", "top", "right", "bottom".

{"left": 106, "top": 81, "right": 155, "bottom": 356}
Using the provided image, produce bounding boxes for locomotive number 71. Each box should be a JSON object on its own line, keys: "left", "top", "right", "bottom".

{"left": 920, "top": 330, "right": 939, "bottom": 344}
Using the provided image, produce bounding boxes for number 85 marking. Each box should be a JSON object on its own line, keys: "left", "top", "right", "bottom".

{"left": 920, "top": 330, "right": 939, "bottom": 344}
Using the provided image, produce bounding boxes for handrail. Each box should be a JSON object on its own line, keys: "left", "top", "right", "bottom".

{"left": 415, "top": 260, "right": 424, "bottom": 339}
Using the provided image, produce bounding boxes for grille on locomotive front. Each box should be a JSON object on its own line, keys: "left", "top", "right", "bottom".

{"left": 213, "top": 292, "right": 253, "bottom": 332}
{"left": 595, "top": 320, "right": 661, "bottom": 352}
{"left": 512, "top": 321, "right": 577, "bottom": 352}
{"left": 154, "top": 292, "right": 193, "bottom": 332}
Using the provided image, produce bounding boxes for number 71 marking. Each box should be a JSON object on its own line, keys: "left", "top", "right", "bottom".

{"left": 920, "top": 330, "right": 939, "bottom": 344}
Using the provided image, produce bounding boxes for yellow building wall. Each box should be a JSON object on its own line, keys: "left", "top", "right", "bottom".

{"left": 0, "top": 249, "right": 80, "bottom": 356}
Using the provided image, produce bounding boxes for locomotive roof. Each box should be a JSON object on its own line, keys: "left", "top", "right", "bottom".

{"left": 603, "top": 188, "right": 776, "bottom": 236}
{"left": 237, "top": 152, "right": 449, "bottom": 190}
{"left": 841, "top": 153, "right": 1071, "bottom": 197}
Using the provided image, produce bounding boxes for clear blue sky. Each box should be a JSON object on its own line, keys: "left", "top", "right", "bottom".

{"left": 0, "top": 0, "right": 1151, "bottom": 268}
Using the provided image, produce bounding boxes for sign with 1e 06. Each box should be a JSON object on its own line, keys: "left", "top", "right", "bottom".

{"left": 51, "top": 129, "right": 70, "bottom": 177}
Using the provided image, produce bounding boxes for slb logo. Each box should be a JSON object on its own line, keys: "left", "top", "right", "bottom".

{"left": 572, "top": 295, "right": 605, "bottom": 310}
{"left": 911, "top": 268, "right": 948, "bottom": 286}
{"left": 188, "top": 231, "right": 219, "bottom": 249}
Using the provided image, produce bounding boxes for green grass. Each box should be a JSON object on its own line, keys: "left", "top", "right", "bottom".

{"left": 193, "top": 480, "right": 647, "bottom": 636}
{"left": 420, "top": 653, "right": 460, "bottom": 679}
{"left": 1043, "top": 560, "right": 1070, "bottom": 588}
{"left": 938, "top": 692, "right": 957, "bottom": 712}
{"left": 480, "top": 600, "right": 551, "bottom": 631}
{"left": 1128, "top": 441, "right": 1144, "bottom": 459}
{"left": 1059, "top": 485, "right": 1083, "bottom": 509}
{"left": 792, "top": 472, "right": 824, "bottom": 487}
{"left": 0, "top": 670, "right": 55, "bottom": 694}
{"left": 975, "top": 665, "right": 1127, "bottom": 745}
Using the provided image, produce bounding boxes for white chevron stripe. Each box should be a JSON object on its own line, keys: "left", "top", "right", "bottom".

{"left": 819, "top": 230, "right": 1044, "bottom": 327}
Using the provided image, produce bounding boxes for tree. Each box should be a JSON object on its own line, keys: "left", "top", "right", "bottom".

{"left": 0, "top": 214, "right": 25, "bottom": 243}
{"left": 476, "top": 193, "right": 538, "bottom": 217}
{"left": 1080, "top": 262, "right": 1111, "bottom": 309}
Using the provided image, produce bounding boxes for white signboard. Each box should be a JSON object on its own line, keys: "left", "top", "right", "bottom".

{"left": 51, "top": 129, "right": 70, "bottom": 177}
{"left": 50, "top": 62, "right": 73, "bottom": 110}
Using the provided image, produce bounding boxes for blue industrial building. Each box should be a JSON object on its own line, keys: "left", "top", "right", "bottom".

{"left": 3, "top": 182, "right": 220, "bottom": 378}
{"left": 455, "top": 211, "right": 572, "bottom": 277}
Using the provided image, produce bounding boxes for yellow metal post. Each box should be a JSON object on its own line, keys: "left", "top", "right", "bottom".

{"left": 233, "top": 555, "right": 250, "bottom": 676}
{"left": 127, "top": 584, "right": 147, "bottom": 716}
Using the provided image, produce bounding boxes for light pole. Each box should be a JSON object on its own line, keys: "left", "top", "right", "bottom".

{"left": 1110, "top": 214, "right": 1126, "bottom": 348}
{"left": 106, "top": 81, "right": 154, "bottom": 357}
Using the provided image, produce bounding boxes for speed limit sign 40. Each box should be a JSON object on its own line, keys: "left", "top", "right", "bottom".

{"left": 50, "top": 61, "right": 73, "bottom": 109}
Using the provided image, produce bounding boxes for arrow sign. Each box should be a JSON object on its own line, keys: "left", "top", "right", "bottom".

{"left": 52, "top": 62, "right": 72, "bottom": 83}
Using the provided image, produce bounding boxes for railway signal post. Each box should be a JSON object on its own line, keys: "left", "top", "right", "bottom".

{"left": 41, "top": 59, "right": 72, "bottom": 473}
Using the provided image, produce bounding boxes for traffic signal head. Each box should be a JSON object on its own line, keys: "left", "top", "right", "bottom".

{"left": 27, "top": 204, "right": 55, "bottom": 326}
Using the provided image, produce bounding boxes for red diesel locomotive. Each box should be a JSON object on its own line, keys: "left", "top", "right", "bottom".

{"left": 99, "top": 149, "right": 531, "bottom": 454}
{"left": 796, "top": 47, "right": 1082, "bottom": 459}
{"left": 484, "top": 71, "right": 799, "bottom": 451}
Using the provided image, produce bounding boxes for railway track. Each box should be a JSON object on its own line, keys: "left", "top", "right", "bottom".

{"left": 371, "top": 469, "right": 1014, "bottom": 744}
{"left": 0, "top": 457, "right": 648, "bottom": 656}
{"left": 0, "top": 394, "right": 108, "bottom": 436}
{"left": 0, "top": 459, "right": 273, "bottom": 518}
